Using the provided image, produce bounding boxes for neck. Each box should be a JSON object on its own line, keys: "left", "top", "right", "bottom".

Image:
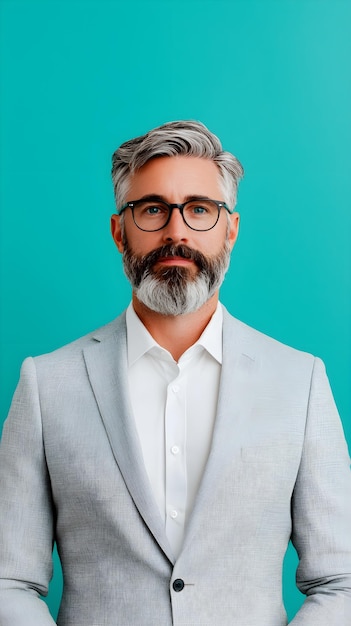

{"left": 132, "top": 292, "right": 219, "bottom": 362}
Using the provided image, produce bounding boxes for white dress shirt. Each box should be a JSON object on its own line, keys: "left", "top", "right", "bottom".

{"left": 126, "top": 303, "right": 223, "bottom": 558}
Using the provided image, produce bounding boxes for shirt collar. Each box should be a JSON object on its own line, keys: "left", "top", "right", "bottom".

{"left": 126, "top": 302, "right": 223, "bottom": 367}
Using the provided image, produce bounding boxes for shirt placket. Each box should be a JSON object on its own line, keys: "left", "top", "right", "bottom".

{"left": 164, "top": 365, "right": 187, "bottom": 558}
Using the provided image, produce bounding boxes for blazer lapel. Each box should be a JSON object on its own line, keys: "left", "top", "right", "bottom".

{"left": 182, "top": 309, "right": 258, "bottom": 553}
{"left": 83, "top": 314, "right": 174, "bottom": 563}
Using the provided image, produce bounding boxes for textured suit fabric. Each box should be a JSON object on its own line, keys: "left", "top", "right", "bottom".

{"left": 0, "top": 308, "right": 351, "bottom": 626}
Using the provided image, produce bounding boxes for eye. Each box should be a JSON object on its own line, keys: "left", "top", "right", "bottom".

{"left": 137, "top": 202, "right": 169, "bottom": 217}
{"left": 192, "top": 205, "right": 208, "bottom": 214}
{"left": 146, "top": 205, "right": 163, "bottom": 215}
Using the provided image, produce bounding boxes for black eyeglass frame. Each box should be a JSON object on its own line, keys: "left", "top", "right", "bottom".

{"left": 116, "top": 198, "right": 234, "bottom": 232}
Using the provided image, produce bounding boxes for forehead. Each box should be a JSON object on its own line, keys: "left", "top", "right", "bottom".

{"left": 126, "top": 156, "right": 223, "bottom": 201}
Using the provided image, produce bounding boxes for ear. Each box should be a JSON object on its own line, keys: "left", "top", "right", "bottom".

{"left": 228, "top": 211, "right": 240, "bottom": 250}
{"left": 110, "top": 214, "right": 124, "bottom": 253}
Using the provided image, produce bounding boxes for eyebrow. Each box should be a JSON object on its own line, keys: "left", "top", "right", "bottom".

{"left": 130, "top": 194, "right": 216, "bottom": 203}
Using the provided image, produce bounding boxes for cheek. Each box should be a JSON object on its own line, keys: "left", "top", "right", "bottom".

{"left": 202, "top": 229, "right": 228, "bottom": 255}
{"left": 124, "top": 229, "right": 162, "bottom": 256}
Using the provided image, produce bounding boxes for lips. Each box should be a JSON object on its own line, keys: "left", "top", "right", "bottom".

{"left": 151, "top": 248, "right": 200, "bottom": 273}
{"left": 149, "top": 244, "right": 202, "bottom": 266}
{"left": 156, "top": 256, "right": 194, "bottom": 265}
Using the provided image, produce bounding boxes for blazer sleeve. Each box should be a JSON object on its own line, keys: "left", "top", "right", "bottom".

{"left": 289, "top": 357, "right": 351, "bottom": 625}
{"left": 0, "top": 357, "right": 57, "bottom": 626}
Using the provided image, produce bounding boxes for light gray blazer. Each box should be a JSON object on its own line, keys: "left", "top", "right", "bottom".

{"left": 0, "top": 309, "right": 351, "bottom": 626}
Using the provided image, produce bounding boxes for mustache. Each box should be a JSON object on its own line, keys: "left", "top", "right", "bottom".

{"left": 129, "top": 244, "right": 209, "bottom": 275}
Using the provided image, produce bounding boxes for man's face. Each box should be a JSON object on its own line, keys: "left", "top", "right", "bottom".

{"left": 111, "top": 156, "right": 240, "bottom": 315}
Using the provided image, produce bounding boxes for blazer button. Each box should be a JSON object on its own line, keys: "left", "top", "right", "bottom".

{"left": 173, "top": 578, "right": 185, "bottom": 592}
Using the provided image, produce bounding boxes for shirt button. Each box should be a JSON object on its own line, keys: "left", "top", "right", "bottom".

{"left": 170, "top": 510, "right": 178, "bottom": 519}
{"left": 171, "top": 445, "right": 180, "bottom": 455}
{"left": 173, "top": 578, "right": 185, "bottom": 592}
{"left": 171, "top": 384, "right": 180, "bottom": 393}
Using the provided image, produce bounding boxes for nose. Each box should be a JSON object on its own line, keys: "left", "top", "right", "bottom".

{"left": 162, "top": 207, "right": 189, "bottom": 243}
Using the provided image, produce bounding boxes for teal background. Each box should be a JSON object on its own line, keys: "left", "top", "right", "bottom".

{"left": 1, "top": 0, "right": 350, "bottom": 621}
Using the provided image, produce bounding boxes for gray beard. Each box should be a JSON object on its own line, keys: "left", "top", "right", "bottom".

{"left": 122, "top": 241, "right": 231, "bottom": 316}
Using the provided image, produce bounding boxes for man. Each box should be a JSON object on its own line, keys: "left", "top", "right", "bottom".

{"left": 0, "top": 121, "right": 350, "bottom": 626}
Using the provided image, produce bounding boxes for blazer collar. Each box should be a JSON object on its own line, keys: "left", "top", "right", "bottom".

{"left": 83, "top": 313, "right": 174, "bottom": 563}
{"left": 181, "top": 307, "right": 258, "bottom": 555}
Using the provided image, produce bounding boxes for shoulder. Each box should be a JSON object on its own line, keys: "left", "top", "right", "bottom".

{"left": 28, "top": 311, "right": 127, "bottom": 371}
{"left": 222, "top": 306, "right": 316, "bottom": 374}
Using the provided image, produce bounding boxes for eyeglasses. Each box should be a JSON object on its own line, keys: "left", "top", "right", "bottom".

{"left": 117, "top": 197, "right": 234, "bottom": 232}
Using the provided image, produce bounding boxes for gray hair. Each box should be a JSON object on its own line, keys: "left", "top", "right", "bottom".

{"left": 111, "top": 120, "right": 244, "bottom": 211}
